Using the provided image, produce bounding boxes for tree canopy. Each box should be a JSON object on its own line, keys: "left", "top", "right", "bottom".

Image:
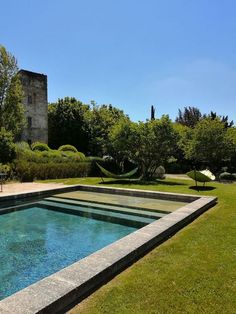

{"left": 87, "top": 103, "right": 129, "bottom": 156}
{"left": 176, "top": 106, "right": 202, "bottom": 128}
{"left": 183, "top": 118, "right": 235, "bottom": 170}
{"left": 110, "top": 116, "right": 177, "bottom": 179}
{"left": 48, "top": 97, "right": 90, "bottom": 152}
{"left": 0, "top": 45, "right": 24, "bottom": 137}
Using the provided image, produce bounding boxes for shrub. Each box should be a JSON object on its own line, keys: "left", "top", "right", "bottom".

{"left": 58, "top": 145, "right": 78, "bottom": 153}
{"left": 0, "top": 128, "right": 16, "bottom": 163}
{"left": 14, "top": 161, "right": 92, "bottom": 181}
{"left": 61, "top": 151, "right": 86, "bottom": 161}
{"left": 0, "top": 163, "right": 12, "bottom": 179}
{"left": 232, "top": 173, "right": 236, "bottom": 180}
{"left": 15, "top": 141, "right": 31, "bottom": 151}
{"left": 31, "top": 142, "right": 50, "bottom": 152}
{"left": 86, "top": 156, "right": 104, "bottom": 162}
{"left": 219, "top": 172, "right": 235, "bottom": 181}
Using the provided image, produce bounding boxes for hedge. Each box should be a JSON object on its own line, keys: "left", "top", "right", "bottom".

{"left": 14, "top": 161, "right": 92, "bottom": 181}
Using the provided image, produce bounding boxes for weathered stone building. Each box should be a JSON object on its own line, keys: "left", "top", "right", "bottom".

{"left": 19, "top": 69, "right": 48, "bottom": 144}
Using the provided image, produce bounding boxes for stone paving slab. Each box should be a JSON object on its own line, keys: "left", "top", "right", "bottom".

{"left": 0, "top": 184, "right": 217, "bottom": 314}
{"left": 0, "top": 182, "right": 66, "bottom": 197}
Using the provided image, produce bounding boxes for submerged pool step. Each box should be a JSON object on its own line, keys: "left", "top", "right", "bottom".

{"left": 46, "top": 197, "right": 166, "bottom": 219}
{"left": 54, "top": 195, "right": 170, "bottom": 215}
{"left": 39, "top": 200, "right": 156, "bottom": 228}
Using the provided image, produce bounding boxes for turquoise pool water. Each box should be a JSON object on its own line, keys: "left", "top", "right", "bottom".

{"left": 0, "top": 206, "right": 138, "bottom": 300}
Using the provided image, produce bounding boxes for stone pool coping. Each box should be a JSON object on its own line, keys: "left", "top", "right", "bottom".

{"left": 0, "top": 185, "right": 217, "bottom": 314}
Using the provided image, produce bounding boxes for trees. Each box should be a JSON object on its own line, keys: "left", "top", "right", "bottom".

{"left": 110, "top": 116, "right": 177, "bottom": 179}
{"left": 48, "top": 97, "right": 90, "bottom": 152}
{"left": 0, "top": 45, "right": 24, "bottom": 137}
{"left": 184, "top": 118, "right": 235, "bottom": 171}
{"left": 206, "top": 111, "right": 234, "bottom": 128}
{"left": 0, "top": 128, "right": 16, "bottom": 163}
{"left": 87, "top": 103, "right": 129, "bottom": 156}
{"left": 176, "top": 106, "right": 202, "bottom": 128}
{"left": 48, "top": 99, "right": 128, "bottom": 156}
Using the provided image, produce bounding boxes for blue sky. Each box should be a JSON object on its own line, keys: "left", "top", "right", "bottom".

{"left": 1, "top": 0, "right": 236, "bottom": 121}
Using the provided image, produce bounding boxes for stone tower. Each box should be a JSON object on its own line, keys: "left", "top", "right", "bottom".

{"left": 19, "top": 70, "right": 48, "bottom": 144}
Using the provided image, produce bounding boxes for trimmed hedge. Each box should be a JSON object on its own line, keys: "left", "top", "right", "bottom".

{"left": 14, "top": 161, "right": 92, "bottom": 181}
{"left": 31, "top": 142, "right": 50, "bottom": 152}
{"left": 61, "top": 151, "right": 86, "bottom": 161}
{"left": 58, "top": 145, "right": 78, "bottom": 153}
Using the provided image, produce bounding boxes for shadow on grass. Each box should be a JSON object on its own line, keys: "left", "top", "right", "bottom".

{"left": 99, "top": 179, "right": 187, "bottom": 186}
{"left": 189, "top": 186, "right": 216, "bottom": 191}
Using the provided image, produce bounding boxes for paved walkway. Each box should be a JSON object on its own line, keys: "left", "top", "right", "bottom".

{"left": 0, "top": 182, "right": 66, "bottom": 197}
{"left": 166, "top": 174, "right": 189, "bottom": 180}
{"left": 0, "top": 175, "right": 190, "bottom": 198}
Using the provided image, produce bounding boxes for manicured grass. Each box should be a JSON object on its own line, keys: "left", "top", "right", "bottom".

{"left": 41, "top": 177, "right": 236, "bottom": 313}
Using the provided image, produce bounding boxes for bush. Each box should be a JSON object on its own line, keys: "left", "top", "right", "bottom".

{"left": 31, "top": 142, "right": 50, "bottom": 152}
{"left": 0, "top": 128, "right": 16, "bottom": 163}
{"left": 61, "top": 151, "right": 86, "bottom": 161}
{"left": 58, "top": 145, "right": 78, "bottom": 153}
{"left": 219, "top": 172, "right": 235, "bottom": 181}
{"left": 14, "top": 161, "right": 92, "bottom": 181}
{"left": 0, "top": 163, "right": 12, "bottom": 179}
{"left": 15, "top": 141, "right": 31, "bottom": 151}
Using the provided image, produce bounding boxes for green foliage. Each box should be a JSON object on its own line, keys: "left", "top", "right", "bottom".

{"left": 0, "top": 45, "right": 25, "bottom": 137}
{"left": 58, "top": 144, "right": 78, "bottom": 153}
{"left": 206, "top": 111, "right": 234, "bottom": 128}
{"left": 13, "top": 139, "right": 90, "bottom": 180}
{"left": 176, "top": 106, "right": 202, "bottom": 128}
{"left": 87, "top": 103, "right": 129, "bottom": 156}
{"left": 14, "top": 161, "right": 92, "bottom": 181}
{"left": 16, "top": 146, "right": 86, "bottom": 164}
{"left": 184, "top": 118, "right": 235, "bottom": 170}
{"left": 86, "top": 156, "right": 103, "bottom": 161}
{"left": 15, "top": 141, "right": 31, "bottom": 151}
{"left": 0, "top": 163, "right": 12, "bottom": 178}
{"left": 48, "top": 97, "right": 90, "bottom": 152}
{"left": 0, "top": 127, "right": 16, "bottom": 163}
{"left": 31, "top": 142, "right": 50, "bottom": 152}
{"left": 110, "top": 116, "right": 177, "bottom": 179}
{"left": 60, "top": 151, "right": 86, "bottom": 161}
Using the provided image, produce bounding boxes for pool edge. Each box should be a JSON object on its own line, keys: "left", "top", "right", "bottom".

{"left": 0, "top": 186, "right": 217, "bottom": 314}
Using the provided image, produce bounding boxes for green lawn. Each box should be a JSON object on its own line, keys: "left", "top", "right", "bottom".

{"left": 42, "top": 177, "right": 236, "bottom": 314}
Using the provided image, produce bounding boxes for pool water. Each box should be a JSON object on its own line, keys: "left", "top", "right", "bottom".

{"left": 0, "top": 206, "right": 138, "bottom": 300}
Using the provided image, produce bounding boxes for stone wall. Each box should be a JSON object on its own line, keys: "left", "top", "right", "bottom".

{"left": 19, "top": 69, "right": 48, "bottom": 144}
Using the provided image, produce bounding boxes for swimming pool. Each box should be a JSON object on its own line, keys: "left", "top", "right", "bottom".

{"left": 0, "top": 197, "right": 160, "bottom": 300}
{"left": 0, "top": 185, "right": 216, "bottom": 313}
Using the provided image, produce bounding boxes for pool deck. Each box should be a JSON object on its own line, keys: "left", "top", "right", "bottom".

{"left": 0, "top": 182, "right": 66, "bottom": 197}
{"left": 0, "top": 183, "right": 217, "bottom": 314}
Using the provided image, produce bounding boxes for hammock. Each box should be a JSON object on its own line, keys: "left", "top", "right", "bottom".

{"left": 186, "top": 169, "right": 215, "bottom": 183}
{"left": 96, "top": 163, "right": 138, "bottom": 179}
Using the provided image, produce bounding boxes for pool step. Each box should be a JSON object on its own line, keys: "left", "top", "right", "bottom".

{"left": 39, "top": 200, "right": 156, "bottom": 228}
{"left": 46, "top": 197, "right": 166, "bottom": 219}
{"left": 54, "top": 195, "right": 170, "bottom": 215}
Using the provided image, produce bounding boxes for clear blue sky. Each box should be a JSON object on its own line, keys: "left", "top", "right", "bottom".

{"left": 1, "top": 0, "right": 236, "bottom": 121}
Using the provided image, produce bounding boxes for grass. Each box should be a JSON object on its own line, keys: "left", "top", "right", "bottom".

{"left": 41, "top": 177, "right": 236, "bottom": 314}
